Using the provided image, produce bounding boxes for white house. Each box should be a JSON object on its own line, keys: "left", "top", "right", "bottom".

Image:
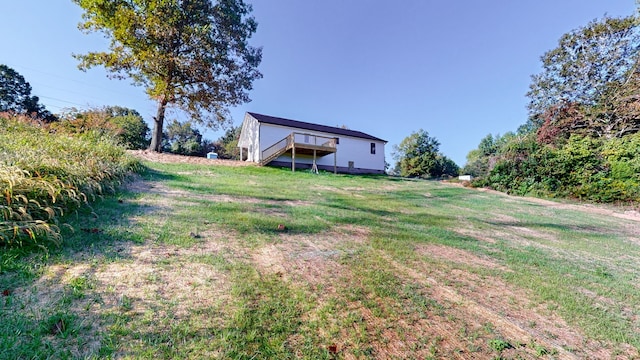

{"left": 238, "top": 112, "right": 387, "bottom": 174}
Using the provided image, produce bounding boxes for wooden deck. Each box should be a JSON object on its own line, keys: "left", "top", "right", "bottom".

{"left": 260, "top": 132, "right": 337, "bottom": 172}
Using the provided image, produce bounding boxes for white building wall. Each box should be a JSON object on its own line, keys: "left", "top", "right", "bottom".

{"left": 334, "top": 137, "right": 386, "bottom": 171}
{"left": 238, "top": 113, "right": 260, "bottom": 162}
{"left": 258, "top": 123, "right": 294, "bottom": 156}
{"left": 259, "top": 123, "right": 386, "bottom": 171}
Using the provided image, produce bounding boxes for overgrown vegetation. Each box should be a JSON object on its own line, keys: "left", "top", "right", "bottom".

{"left": 466, "top": 131, "right": 640, "bottom": 202}
{"left": 0, "top": 113, "right": 141, "bottom": 248}
{"left": 55, "top": 106, "right": 150, "bottom": 150}
{"left": 464, "top": 15, "right": 640, "bottom": 203}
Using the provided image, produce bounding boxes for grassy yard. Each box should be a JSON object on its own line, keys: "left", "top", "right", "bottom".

{"left": 1, "top": 159, "right": 639, "bottom": 359}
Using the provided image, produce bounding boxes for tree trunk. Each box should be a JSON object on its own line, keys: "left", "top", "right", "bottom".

{"left": 149, "top": 97, "right": 168, "bottom": 152}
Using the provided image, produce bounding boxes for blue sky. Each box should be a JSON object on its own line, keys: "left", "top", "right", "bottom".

{"left": 1, "top": 1, "right": 637, "bottom": 166}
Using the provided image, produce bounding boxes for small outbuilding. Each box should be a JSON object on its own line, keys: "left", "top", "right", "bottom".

{"left": 238, "top": 112, "right": 386, "bottom": 174}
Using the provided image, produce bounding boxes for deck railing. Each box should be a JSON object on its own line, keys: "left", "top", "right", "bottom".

{"left": 291, "top": 133, "right": 337, "bottom": 148}
{"left": 261, "top": 134, "right": 292, "bottom": 163}
{"left": 260, "top": 132, "right": 337, "bottom": 165}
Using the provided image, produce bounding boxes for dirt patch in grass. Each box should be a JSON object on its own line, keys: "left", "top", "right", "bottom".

{"left": 524, "top": 197, "right": 640, "bottom": 223}
{"left": 249, "top": 212, "right": 636, "bottom": 358}
{"left": 128, "top": 150, "right": 252, "bottom": 167}
{"left": 252, "top": 225, "right": 368, "bottom": 287}
{"left": 416, "top": 243, "right": 510, "bottom": 272}
{"left": 9, "top": 264, "right": 106, "bottom": 357}
{"left": 453, "top": 227, "right": 499, "bottom": 243}
{"left": 94, "top": 238, "right": 235, "bottom": 339}
{"left": 456, "top": 182, "right": 640, "bottom": 223}
{"left": 382, "top": 251, "right": 637, "bottom": 359}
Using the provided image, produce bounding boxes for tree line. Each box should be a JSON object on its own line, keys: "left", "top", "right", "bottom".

{"left": 0, "top": 63, "right": 241, "bottom": 158}
{"left": 3, "top": 1, "right": 638, "bottom": 202}
{"left": 462, "top": 14, "right": 640, "bottom": 202}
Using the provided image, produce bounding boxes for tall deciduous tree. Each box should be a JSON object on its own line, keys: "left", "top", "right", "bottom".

{"left": 0, "top": 64, "right": 56, "bottom": 121}
{"left": 526, "top": 16, "right": 640, "bottom": 130}
{"left": 73, "top": 0, "right": 262, "bottom": 152}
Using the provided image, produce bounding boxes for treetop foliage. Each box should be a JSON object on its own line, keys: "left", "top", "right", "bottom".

{"left": 527, "top": 15, "right": 640, "bottom": 122}
{"left": 163, "top": 119, "right": 204, "bottom": 156}
{"left": 393, "top": 129, "right": 459, "bottom": 178}
{"left": 0, "top": 64, "right": 56, "bottom": 122}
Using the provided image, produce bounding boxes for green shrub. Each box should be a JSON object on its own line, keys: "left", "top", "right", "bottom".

{"left": 481, "top": 133, "right": 639, "bottom": 203}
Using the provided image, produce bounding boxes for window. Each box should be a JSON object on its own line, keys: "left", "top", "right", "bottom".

{"left": 304, "top": 134, "right": 309, "bottom": 143}
{"left": 370, "top": 143, "right": 376, "bottom": 154}
{"left": 335, "top": 137, "right": 339, "bottom": 144}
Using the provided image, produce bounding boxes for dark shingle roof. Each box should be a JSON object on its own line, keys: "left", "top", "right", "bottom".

{"left": 247, "top": 112, "right": 386, "bottom": 142}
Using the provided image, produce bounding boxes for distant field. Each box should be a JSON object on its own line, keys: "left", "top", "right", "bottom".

{"left": 1, "top": 156, "right": 639, "bottom": 359}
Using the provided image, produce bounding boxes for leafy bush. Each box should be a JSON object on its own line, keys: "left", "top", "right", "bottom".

{"left": 0, "top": 113, "right": 141, "bottom": 248}
{"left": 488, "top": 338, "right": 512, "bottom": 352}
{"left": 393, "top": 129, "right": 459, "bottom": 178}
{"left": 480, "top": 133, "right": 640, "bottom": 203}
{"left": 53, "top": 106, "right": 150, "bottom": 149}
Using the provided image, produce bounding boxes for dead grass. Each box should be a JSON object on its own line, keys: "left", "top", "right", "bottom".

{"left": 383, "top": 252, "right": 605, "bottom": 359}
{"left": 127, "top": 175, "right": 310, "bottom": 207}
{"left": 415, "top": 243, "right": 510, "bottom": 272}
{"left": 127, "top": 150, "right": 253, "bottom": 167}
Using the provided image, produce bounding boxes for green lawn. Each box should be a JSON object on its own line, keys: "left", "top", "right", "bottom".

{"left": 1, "top": 161, "right": 639, "bottom": 359}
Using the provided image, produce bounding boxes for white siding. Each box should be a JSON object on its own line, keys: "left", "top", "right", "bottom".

{"left": 334, "top": 136, "right": 385, "bottom": 171}
{"left": 238, "top": 113, "right": 386, "bottom": 172}
{"left": 260, "top": 123, "right": 386, "bottom": 171}
{"left": 238, "top": 113, "right": 260, "bottom": 162}
{"left": 258, "top": 123, "right": 293, "bottom": 157}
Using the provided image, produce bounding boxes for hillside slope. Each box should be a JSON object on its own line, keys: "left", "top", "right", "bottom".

{"left": 1, "top": 156, "right": 639, "bottom": 359}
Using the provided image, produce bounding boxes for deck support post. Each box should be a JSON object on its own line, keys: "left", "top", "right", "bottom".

{"left": 240, "top": 147, "right": 243, "bottom": 162}
{"left": 334, "top": 151, "right": 337, "bottom": 174}
{"left": 311, "top": 149, "right": 318, "bottom": 174}
{"left": 292, "top": 144, "right": 296, "bottom": 172}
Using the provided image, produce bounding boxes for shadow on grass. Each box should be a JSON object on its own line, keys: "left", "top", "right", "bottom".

{"left": 0, "top": 181, "right": 160, "bottom": 359}
{"left": 139, "top": 166, "right": 182, "bottom": 183}
{"left": 0, "top": 173, "right": 190, "bottom": 295}
{"left": 482, "top": 219, "right": 621, "bottom": 237}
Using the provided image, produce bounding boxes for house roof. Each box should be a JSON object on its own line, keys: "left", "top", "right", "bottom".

{"left": 247, "top": 112, "right": 386, "bottom": 142}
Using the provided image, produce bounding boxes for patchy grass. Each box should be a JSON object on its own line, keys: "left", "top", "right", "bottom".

{"left": 1, "top": 160, "right": 639, "bottom": 359}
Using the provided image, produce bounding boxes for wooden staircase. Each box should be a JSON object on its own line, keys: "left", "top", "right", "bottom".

{"left": 260, "top": 134, "right": 294, "bottom": 166}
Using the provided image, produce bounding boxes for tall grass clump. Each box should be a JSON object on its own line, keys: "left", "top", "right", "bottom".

{"left": 0, "top": 113, "right": 141, "bottom": 248}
